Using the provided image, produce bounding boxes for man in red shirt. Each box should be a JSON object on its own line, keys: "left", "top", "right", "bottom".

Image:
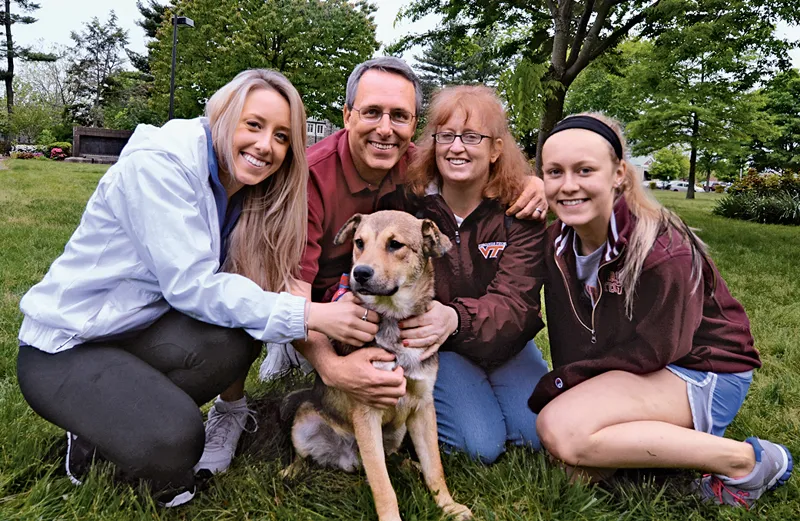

{"left": 196, "top": 57, "right": 547, "bottom": 474}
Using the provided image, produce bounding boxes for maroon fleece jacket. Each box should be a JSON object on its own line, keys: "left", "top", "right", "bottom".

{"left": 528, "top": 196, "right": 761, "bottom": 413}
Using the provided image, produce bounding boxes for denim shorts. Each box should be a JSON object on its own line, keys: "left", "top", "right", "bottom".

{"left": 666, "top": 364, "right": 753, "bottom": 437}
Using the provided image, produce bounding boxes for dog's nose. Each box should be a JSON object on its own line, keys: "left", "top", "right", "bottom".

{"left": 352, "top": 265, "right": 374, "bottom": 285}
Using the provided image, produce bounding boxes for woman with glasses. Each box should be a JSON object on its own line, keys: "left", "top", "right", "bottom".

{"left": 381, "top": 85, "right": 549, "bottom": 463}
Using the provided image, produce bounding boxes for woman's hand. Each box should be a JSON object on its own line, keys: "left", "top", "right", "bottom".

{"left": 398, "top": 301, "right": 458, "bottom": 361}
{"left": 507, "top": 175, "right": 548, "bottom": 221}
{"left": 307, "top": 300, "right": 379, "bottom": 346}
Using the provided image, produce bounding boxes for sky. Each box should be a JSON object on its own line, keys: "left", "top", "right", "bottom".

{"left": 11, "top": 0, "right": 800, "bottom": 69}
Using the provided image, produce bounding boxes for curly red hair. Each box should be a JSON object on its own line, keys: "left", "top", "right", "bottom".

{"left": 406, "top": 85, "right": 530, "bottom": 205}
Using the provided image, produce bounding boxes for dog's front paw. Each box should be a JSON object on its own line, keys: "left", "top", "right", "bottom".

{"left": 442, "top": 502, "right": 472, "bottom": 520}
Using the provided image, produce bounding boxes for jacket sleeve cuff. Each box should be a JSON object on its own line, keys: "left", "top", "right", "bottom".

{"left": 447, "top": 302, "right": 471, "bottom": 342}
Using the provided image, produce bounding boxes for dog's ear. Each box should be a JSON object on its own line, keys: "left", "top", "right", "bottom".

{"left": 334, "top": 214, "right": 363, "bottom": 245}
{"left": 421, "top": 219, "right": 452, "bottom": 258}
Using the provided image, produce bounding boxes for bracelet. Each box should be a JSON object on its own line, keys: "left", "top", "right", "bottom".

{"left": 304, "top": 300, "right": 311, "bottom": 341}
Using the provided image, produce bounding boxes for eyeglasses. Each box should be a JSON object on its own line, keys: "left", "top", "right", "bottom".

{"left": 433, "top": 132, "right": 492, "bottom": 146}
{"left": 352, "top": 106, "right": 416, "bottom": 126}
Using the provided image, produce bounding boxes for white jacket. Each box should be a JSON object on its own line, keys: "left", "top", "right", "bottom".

{"left": 19, "top": 117, "right": 306, "bottom": 353}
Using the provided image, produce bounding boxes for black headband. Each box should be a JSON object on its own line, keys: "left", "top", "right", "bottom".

{"left": 546, "top": 115, "right": 623, "bottom": 159}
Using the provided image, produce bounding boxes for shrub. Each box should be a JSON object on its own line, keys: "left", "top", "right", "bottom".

{"left": 11, "top": 151, "right": 35, "bottom": 159}
{"left": 36, "top": 129, "right": 57, "bottom": 146}
{"left": 12, "top": 144, "right": 38, "bottom": 154}
{"left": 0, "top": 140, "right": 12, "bottom": 156}
{"left": 714, "top": 184, "right": 725, "bottom": 193}
{"left": 47, "top": 141, "right": 72, "bottom": 156}
{"left": 50, "top": 147, "right": 66, "bottom": 161}
{"left": 649, "top": 181, "right": 657, "bottom": 190}
{"left": 713, "top": 190, "right": 800, "bottom": 225}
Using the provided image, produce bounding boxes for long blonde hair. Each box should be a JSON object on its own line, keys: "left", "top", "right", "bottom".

{"left": 574, "top": 113, "right": 708, "bottom": 317}
{"left": 206, "top": 69, "right": 308, "bottom": 292}
{"left": 407, "top": 85, "right": 528, "bottom": 205}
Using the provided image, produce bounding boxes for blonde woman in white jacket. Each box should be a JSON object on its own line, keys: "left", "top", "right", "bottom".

{"left": 16, "top": 69, "right": 379, "bottom": 507}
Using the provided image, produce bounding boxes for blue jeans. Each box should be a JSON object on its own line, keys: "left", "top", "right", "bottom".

{"left": 434, "top": 339, "right": 549, "bottom": 464}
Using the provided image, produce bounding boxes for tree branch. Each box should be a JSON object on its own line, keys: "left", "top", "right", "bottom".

{"left": 565, "top": 0, "right": 596, "bottom": 70}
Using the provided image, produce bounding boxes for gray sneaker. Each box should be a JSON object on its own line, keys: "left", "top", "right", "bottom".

{"left": 258, "top": 343, "right": 313, "bottom": 381}
{"left": 697, "top": 437, "right": 793, "bottom": 508}
{"left": 193, "top": 398, "right": 257, "bottom": 475}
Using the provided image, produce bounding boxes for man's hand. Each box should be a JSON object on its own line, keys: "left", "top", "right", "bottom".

{"left": 318, "top": 348, "right": 407, "bottom": 409}
{"left": 398, "top": 301, "right": 458, "bottom": 361}
{"left": 507, "top": 175, "right": 547, "bottom": 221}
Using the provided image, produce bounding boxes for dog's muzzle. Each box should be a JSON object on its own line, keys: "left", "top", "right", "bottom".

{"left": 351, "top": 265, "right": 399, "bottom": 297}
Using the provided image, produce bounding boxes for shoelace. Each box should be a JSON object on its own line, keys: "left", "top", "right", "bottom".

{"left": 205, "top": 405, "right": 258, "bottom": 449}
{"left": 706, "top": 474, "right": 751, "bottom": 509}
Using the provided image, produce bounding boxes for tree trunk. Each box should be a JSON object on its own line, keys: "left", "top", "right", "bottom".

{"left": 534, "top": 86, "right": 567, "bottom": 175}
{"left": 4, "top": 0, "right": 14, "bottom": 115}
{"left": 687, "top": 111, "right": 699, "bottom": 200}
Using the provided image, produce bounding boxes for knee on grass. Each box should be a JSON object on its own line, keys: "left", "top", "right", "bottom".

{"left": 116, "top": 414, "right": 205, "bottom": 479}
{"left": 536, "top": 407, "right": 595, "bottom": 467}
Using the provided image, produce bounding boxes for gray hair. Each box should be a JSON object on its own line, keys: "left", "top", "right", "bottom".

{"left": 345, "top": 56, "right": 423, "bottom": 116}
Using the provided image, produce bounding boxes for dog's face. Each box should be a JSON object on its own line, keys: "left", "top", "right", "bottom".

{"left": 334, "top": 211, "right": 451, "bottom": 312}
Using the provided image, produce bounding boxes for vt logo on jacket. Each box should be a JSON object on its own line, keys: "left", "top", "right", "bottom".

{"left": 604, "top": 270, "right": 623, "bottom": 295}
{"left": 478, "top": 242, "right": 506, "bottom": 259}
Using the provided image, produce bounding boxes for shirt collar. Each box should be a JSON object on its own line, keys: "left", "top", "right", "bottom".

{"left": 338, "top": 129, "right": 404, "bottom": 195}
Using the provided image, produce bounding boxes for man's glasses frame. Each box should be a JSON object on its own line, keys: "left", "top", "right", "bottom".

{"left": 352, "top": 106, "right": 416, "bottom": 126}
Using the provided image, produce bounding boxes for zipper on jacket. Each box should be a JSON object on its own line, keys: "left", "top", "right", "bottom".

{"left": 587, "top": 247, "right": 626, "bottom": 344}
{"left": 555, "top": 245, "right": 625, "bottom": 345}
{"left": 554, "top": 250, "right": 594, "bottom": 339}
{"left": 454, "top": 229, "right": 461, "bottom": 245}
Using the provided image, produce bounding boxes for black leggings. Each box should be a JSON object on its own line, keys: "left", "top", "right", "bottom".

{"left": 17, "top": 310, "right": 260, "bottom": 482}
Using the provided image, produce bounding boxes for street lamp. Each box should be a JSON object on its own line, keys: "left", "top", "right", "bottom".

{"left": 168, "top": 15, "right": 195, "bottom": 121}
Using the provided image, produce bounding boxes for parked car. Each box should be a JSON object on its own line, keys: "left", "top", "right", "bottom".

{"left": 668, "top": 181, "right": 705, "bottom": 192}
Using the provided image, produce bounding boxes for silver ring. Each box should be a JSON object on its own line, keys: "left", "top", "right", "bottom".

{"left": 361, "top": 309, "right": 369, "bottom": 321}
{"left": 534, "top": 207, "right": 542, "bottom": 214}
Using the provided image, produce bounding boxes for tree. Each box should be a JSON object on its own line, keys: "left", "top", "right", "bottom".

{"left": 564, "top": 39, "right": 646, "bottom": 125}
{"left": 130, "top": 0, "right": 170, "bottom": 75}
{"left": 624, "top": 0, "right": 786, "bottom": 198}
{"left": 0, "top": 0, "right": 55, "bottom": 115}
{"left": 396, "top": 0, "right": 674, "bottom": 163}
{"left": 147, "top": 0, "right": 378, "bottom": 125}
{"left": 396, "top": 0, "right": 800, "bottom": 167}
{"left": 412, "top": 26, "right": 505, "bottom": 106}
{"left": 102, "top": 70, "right": 161, "bottom": 130}
{"left": 649, "top": 146, "right": 689, "bottom": 180}
{"left": 751, "top": 68, "right": 800, "bottom": 172}
{"left": 67, "top": 12, "right": 129, "bottom": 127}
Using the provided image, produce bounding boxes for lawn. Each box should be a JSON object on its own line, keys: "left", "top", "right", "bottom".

{"left": 0, "top": 161, "right": 798, "bottom": 520}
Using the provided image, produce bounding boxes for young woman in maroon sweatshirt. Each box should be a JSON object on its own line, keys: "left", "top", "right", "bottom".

{"left": 532, "top": 113, "right": 792, "bottom": 507}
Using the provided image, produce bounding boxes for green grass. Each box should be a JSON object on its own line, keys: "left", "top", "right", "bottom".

{"left": 1, "top": 162, "right": 798, "bottom": 520}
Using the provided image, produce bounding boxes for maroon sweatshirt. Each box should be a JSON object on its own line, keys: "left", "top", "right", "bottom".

{"left": 528, "top": 196, "right": 761, "bottom": 414}
{"left": 381, "top": 189, "right": 546, "bottom": 369}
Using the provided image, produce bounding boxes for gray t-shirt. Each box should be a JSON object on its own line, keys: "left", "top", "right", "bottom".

{"left": 574, "top": 236, "right": 606, "bottom": 305}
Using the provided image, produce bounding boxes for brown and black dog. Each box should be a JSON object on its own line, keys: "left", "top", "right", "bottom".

{"left": 282, "top": 210, "right": 472, "bottom": 521}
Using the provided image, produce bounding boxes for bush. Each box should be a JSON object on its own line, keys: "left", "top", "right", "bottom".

{"left": 47, "top": 141, "right": 72, "bottom": 156}
{"left": 729, "top": 169, "right": 800, "bottom": 197}
{"left": 12, "top": 144, "right": 38, "bottom": 154}
{"left": 713, "top": 190, "right": 800, "bottom": 225}
{"left": 11, "top": 151, "right": 35, "bottom": 159}
{"left": 50, "top": 147, "right": 66, "bottom": 161}
{"left": 36, "top": 129, "right": 57, "bottom": 146}
{"left": 0, "top": 140, "right": 12, "bottom": 156}
{"left": 714, "top": 184, "right": 725, "bottom": 193}
{"left": 649, "top": 181, "right": 657, "bottom": 190}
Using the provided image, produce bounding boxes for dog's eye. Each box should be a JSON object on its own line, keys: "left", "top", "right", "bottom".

{"left": 354, "top": 238, "right": 364, "bottom": 249}
{"left": 388, "top": 240, "right": 404, "bottom": 251}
